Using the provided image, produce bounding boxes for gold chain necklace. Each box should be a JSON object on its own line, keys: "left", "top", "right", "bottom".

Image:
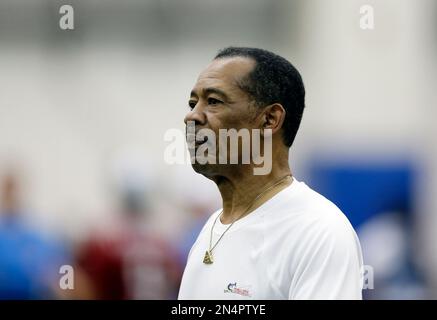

{"left": 203, "top": 174, "right": 292, "bottom": 264}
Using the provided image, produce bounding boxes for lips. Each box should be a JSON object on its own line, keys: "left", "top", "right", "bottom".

{"left": 186, "top": 133, "right": 208, "bottom": 147}
{"left": 196, "top": 136, "right": 208, "bottom": 146}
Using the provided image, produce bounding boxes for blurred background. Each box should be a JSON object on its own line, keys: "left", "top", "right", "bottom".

{"left": 0, "top": 0, "right": 436, "bottom": 299}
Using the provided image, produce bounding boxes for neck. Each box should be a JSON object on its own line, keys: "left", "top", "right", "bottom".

{"left": 213, "top": 162, "right": 292, "bottom": 224}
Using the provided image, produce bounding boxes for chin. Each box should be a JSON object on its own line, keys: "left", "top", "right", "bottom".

{"left": 191, "top": 162, "right": 221, "bottom": 179}
{"left": 191, "top": 162, "right": 212, "bottom": 174}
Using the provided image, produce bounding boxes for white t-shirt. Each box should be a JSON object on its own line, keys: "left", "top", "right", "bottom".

{"left": 178, "top": 178, "right": 363, "bottom": 300}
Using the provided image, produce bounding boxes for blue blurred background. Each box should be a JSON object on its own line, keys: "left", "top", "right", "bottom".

{"left": 0, "top": 0, "right": 436, "bottom": 299}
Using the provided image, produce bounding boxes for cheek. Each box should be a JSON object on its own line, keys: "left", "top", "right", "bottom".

{"left": 226, "top": 117, "right": 255, "bottom": 132}
{"left": 205, "top": 103, "right": 255, "bottom": 132}
{"left": 214, "top": 111, "right": 250, "bottom": 130}
{"left": 205, "top": 113, "right": 224, "bottom": 133}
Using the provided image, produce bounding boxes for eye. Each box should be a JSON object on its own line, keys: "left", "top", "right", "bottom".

{"left": 188, "top": 100, "right": 197, "bottom": 109}
{"left": 207, "top": 97, "right": 222, "bottom": 105}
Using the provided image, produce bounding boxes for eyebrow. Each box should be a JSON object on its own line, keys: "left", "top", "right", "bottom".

{"left": 190, "top": 87, "right": 230, "bottom": 101}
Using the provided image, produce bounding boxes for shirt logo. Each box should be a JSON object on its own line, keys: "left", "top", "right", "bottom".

{"left": 224, "top": 282, "right": 251, "bottom": 297}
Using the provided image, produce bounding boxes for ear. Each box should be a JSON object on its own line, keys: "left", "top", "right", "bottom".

{"left": 259, "top": 103, "right": 286, "bottom": 136}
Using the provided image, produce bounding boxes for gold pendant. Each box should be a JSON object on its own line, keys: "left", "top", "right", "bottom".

{"left": 203, "top": 250, "right": 213, "bottom": 264}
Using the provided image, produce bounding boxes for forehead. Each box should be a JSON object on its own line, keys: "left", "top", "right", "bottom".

{"left": 192, "top": 57, "right": 255, "bottom": 95}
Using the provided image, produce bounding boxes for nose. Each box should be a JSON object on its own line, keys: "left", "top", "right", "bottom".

{"left": 184, "top": 104, "right": 207, "bottom": 126}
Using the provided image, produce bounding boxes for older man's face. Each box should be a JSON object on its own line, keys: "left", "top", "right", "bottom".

{"left": 184, "top": 56, "right": 258, "bottom": 176}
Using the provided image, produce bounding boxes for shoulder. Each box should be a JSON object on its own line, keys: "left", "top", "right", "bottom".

{"left": 261, "top": 180, "right": 363, "bottom": 299}
{"left": 265, "top": 179, "right": 361, "bottom": 255}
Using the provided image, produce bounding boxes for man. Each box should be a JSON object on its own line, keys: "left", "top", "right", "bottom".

{"left": 178, "top": 47, "right": 363, "bottom": 299}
